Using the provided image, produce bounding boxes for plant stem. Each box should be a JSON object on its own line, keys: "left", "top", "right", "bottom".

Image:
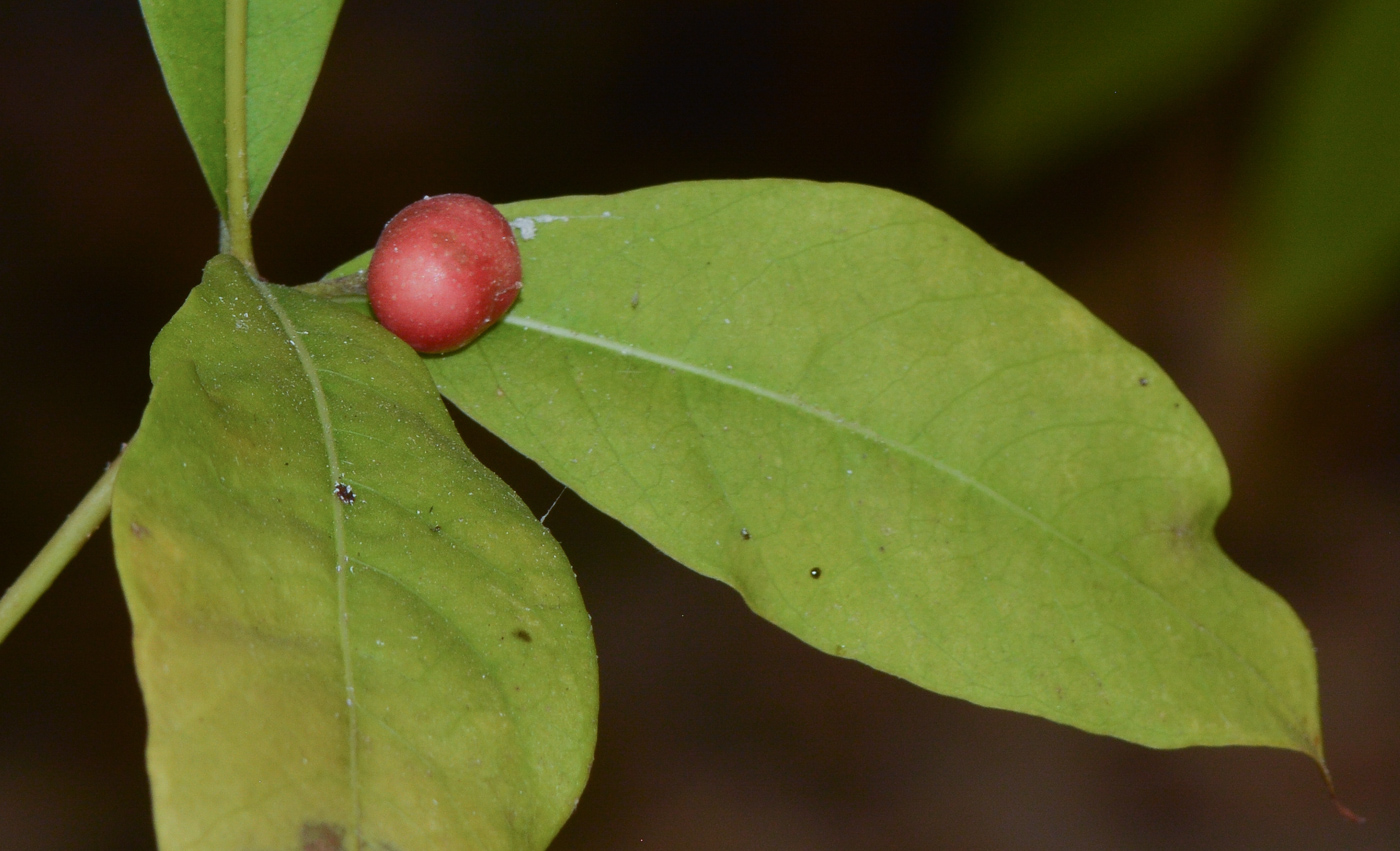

{"left": 0, "top": 451, "right": 124, "bottom": 646}
{"left": 224, "top": 0, "right": 254, "bottom": 267}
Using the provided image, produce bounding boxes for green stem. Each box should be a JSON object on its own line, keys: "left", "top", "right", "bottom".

{"left": 224, "top": 0, "right": 254, "bottom": 268}
{"left": 0, "top": 451, "right": 124, "bottom": 646}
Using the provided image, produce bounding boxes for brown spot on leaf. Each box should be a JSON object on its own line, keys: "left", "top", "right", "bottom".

{"left": 513, "top": 629, "right": 532, "bottom": 643}
{"left": 301, "top": 822, "right": 345, "bottom": 851}
{"left": 129, "top": 522, "right": 150, "bottom": 540}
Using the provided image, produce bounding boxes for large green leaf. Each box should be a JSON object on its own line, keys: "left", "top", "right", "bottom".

{"left": 140, "top": 0, "right": 342, "bottom": 218}
{"left": 1242, "top": 0, "right": 1400, "bottom": 352}
{"left": 336, "top": 180, "right": 1320, "bottom": 759}
{"left": 111, "top": 256, "right": 596, "bottom": 851}
{"left": 942, "top": 0, "right": 1279, "bottom": 185}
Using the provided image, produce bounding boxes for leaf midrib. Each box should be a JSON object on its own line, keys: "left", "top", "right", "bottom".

{"left": 253, "top": 278, "right": 362, "bottom": 843}
{"left": 496, "top": 312, "right": 1307, "bottom": 747}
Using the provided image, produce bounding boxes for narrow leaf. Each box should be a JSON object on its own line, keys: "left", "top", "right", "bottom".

{"left": 1242, "top": 0, "right": 1400, "bottom": 351}
{"left": 341, "top": 180, "right": 1320, "bottom": 758}
{"left": 942, "top": 0, "right": 1279, "bottom": 184}
{"left": 140, "top": 0, "right": 342, "bottom": 217}
{"left": 111, "top": 256, "right": 596, "bottom": 851}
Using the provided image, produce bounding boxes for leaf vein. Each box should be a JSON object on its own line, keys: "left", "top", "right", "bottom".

{"left": 252, "top": 280, "right": 362, "bottom": 836}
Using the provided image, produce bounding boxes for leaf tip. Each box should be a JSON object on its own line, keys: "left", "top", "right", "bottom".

{"left": 1315, "top": 759, "right": 1365, "bottom": 824}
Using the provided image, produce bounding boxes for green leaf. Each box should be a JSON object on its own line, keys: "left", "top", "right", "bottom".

{"left": 111, "top": 256, "right": 596, "bottom": 851}
{"left": 1242, "top": 0, "right": 1400, "bottom": 352}
{"left": 942, "top": 0, "right": 1279, "bottom": 185}
{"left": 140, "top": 0, "right": 342, "bottom": 218}
{"left": 340, "top": 180, "right": 1320, "bottom": 758}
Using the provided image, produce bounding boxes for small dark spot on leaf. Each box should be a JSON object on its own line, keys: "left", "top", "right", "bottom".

{"left": 1138, "top": 377, "right": 1150, "bottom": 386}
{"left": 513, "top": 629, "right": 533, "bottom": 643}
{"left": 630, "top": 292, "right": 640, "bottom": 308}
{"left": 129, "top": 522, "right": 150, "bottom": 540}
{"left": 878, "top": 546, "right": 885, "bottom": 552}
{"left": 301, "top": 822, "right": 345, "bottom": 851}
{"left": 334, "top": 483, "right": 355, "bottom": 505}
{"left": 809, "top": 567, "right": 822, "bottom": 579}
{"left": 740, "top": 527, "right": 750, "bottom": 540}
{"left": 431, "top": 524, "right": 442, "bottom": 534}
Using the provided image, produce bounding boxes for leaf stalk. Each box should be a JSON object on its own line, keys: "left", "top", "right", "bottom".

{"left": 0, "top": 451, "right": 124, "bottom": 646}
{"left": 224, "top": 0, "right": 255, "bottom": 268}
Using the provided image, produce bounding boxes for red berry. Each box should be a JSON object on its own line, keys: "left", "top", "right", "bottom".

{"left": 367, "top": 194, "right": 522, "bottom": 354}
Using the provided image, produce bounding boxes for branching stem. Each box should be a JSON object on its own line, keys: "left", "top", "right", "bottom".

{"left": 0, "top": 451, "right": 124, "bottom": 646}
{"left": 224, "top": 0, "right": 254, "bottom": 267}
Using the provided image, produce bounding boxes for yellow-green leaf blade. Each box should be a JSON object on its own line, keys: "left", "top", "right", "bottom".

{"left": 395, "top": 180, "right": 1318, "bottom": 758}
{"left": 140, "top": 0, "right": 342, "bottom": 217}
{"left": 112, "top": 256, "right": 596, "bottom": 851}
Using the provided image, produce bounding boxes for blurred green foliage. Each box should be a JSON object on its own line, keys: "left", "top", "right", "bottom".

{"left": 942, "top": 0, "right": 1280, "bottom": 185}
{"left": 1243, "top": 0, "right": 1400, "bottom": 353}
{"left": 941, "top": 0, "right": 1400, "bottom": 355}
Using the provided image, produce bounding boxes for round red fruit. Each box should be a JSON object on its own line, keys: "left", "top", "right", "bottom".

{"left": 367, "top": 194, "right": 522, "bottom": 353}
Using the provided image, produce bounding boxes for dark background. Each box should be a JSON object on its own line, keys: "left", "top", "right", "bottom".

{"left": 1, "top": 2, "right": 1396, "bottom": 849}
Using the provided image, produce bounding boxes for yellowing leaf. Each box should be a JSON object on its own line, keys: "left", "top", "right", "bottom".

{"left": 112, "top": 256, "right": 596, "bottom": 851}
